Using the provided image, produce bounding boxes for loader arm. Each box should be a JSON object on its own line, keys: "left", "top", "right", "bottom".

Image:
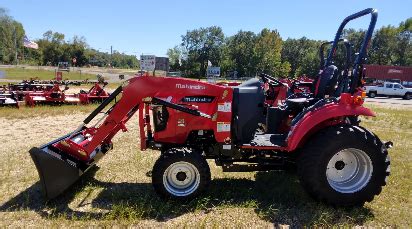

{"left": 55, "top": 75, "right": 232, "bottom": 160}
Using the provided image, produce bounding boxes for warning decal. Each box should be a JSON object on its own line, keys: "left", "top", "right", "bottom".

{"left": 217, "top": 122, "right": 230, "bottom": 132}
{"left": 218, "top": 102, "right": 231, "bottom": 112}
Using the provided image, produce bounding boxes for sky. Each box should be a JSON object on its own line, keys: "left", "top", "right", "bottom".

{"left": 1, "top": 0, "right": 411, "bottom": 57}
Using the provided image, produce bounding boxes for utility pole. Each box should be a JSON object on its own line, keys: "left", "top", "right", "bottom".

{"left": 13, "top": 26, "right": 18, "bottom": 65}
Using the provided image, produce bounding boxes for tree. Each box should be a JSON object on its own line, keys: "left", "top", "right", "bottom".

{"left": 181, "top": 26, "right": 225, "bottom": 77}
{"left": 369, "top": 26, "right": 397, "bottom": 65}
{"left": 281, "top": 37, "right": 323, "bottom": 78}
{"left": 254, "top": 29, "right": 290, "bottom": 77}
{"left": 226, "top": 30, "right": 256, "bottom": 77}
{"left": 394, "top": 18, "right": 412, "bottom": 66}
{"left": 167, "top": 45, "right": 182, "bottom": 71}
{"left": 0, "top": 8, "right": 25, "bottom": 64}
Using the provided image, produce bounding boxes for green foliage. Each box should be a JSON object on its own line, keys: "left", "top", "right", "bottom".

{"left": 225, "top": 30, "right": 256, "bottom": 77}
{"left": 167, "top": 45, "right": 182, "bottom": 71}
{"left": 282, "top": 37, "right": 323, "bottom": 77}
{"left": 346, "top": 18, "right": 412, "bottom": 67}
{"left": 172, "top": 18, "right": 411, "bottom": 79}
{"left": 0, "top": 8, "right": 25, "bottom": 64}
{"left": 254, "top": 29, "right": 289, "bottom": 77}
{"left": 180, "top": 28, "right": 291, "bottom": 78}
{"left": 181, "top": 26, "right": 225, "bottom": 77}
{"left": 0, "top": 7, "right": 138, "bottom": 69}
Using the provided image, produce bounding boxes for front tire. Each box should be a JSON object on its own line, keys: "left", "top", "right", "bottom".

{"left": 297, "top": 125, "right": 390, "bottom": 206}
{"left": 152, "top": 148, "right": 211, "bottom": 201}
{"left": 368, "top": 91, "right": 376, "bottom": 98}
{"left": 403, "top": 93, "right": 411, "bottom": 100}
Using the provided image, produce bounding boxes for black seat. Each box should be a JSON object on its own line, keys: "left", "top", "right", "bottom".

{"left": 313, "top": 65, "right": 339, "bottom": 98}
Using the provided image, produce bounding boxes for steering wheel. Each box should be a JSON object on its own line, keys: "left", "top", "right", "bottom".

{"left": 259, "top": 73, "right": 283, "bottom": 86}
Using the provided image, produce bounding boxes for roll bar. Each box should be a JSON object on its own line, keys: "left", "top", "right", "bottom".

{"left": 319, "top": 39, "right": 352, "bottom": 71}
{"left": 324, "top": 8, "right": 378, "bottom": 93}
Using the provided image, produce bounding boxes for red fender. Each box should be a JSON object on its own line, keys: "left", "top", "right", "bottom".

{"left": 286, "top": 103, "right": 375, "bottom": 151}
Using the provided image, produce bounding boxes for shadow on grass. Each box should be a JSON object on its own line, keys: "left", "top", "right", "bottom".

{"left": 0, "top": 166, "right": 374, "bottom": 226}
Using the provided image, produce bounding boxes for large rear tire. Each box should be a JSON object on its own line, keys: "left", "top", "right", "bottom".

{"left": 297, "top": 125, "right": 390, "bottom": 206}
{"left": 152, "top": 148, "right": 211, "bottom": 201}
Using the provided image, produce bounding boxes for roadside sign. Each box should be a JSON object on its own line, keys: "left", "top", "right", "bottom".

{"left": 140, "top": 55, "right": 156, "bottom": 71}
{"left": 207, "top": 66, "right": 220, "bottom": 77}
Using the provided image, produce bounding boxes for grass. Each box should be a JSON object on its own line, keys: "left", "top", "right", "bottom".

{"left": 0, "top": 104, "right": 410, "bottom": 227}
{"left": 0, "top": 67, "right": 95, "bottom": 80}
{"left": 0, "top": 104, "right": 99, "bottom": 119}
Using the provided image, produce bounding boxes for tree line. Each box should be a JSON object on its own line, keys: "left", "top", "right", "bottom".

{"left": 1, "top": 7, "right": 410, "bottom": 76}
{"left": 0, "top": 8, "right": 139, "bottom": 68}
{"left": 168, "top": 18, "right": 411, "bottom": 78}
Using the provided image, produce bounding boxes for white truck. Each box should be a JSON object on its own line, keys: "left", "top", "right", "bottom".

{"left": 365, "top": 82, "right": 412, "bottom": 100}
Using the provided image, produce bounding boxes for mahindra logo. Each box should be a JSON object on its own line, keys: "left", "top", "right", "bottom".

{"left": 388, "top": 69, "right": 403, "bottom": 74}
{"left": 176, "top": 84, "right": 206, "bottom": 90}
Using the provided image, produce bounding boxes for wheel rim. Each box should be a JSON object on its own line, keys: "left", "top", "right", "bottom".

{"left": 326, "top": 148, "right": 373, "bottom": 193}
{"left": 163, "top": 161, "right": 200, "bottom": 196}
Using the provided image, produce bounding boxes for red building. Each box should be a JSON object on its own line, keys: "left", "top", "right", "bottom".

{"left": 363, "top": 65, "right": 412, "bottom": 86}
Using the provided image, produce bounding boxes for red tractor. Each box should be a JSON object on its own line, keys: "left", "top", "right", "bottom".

{"left": 30, "top": 9, "right": 391, "bottom": 206}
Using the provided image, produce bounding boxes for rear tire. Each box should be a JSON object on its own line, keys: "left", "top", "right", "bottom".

{"left": 368, "top": 91, "right": 376, "bottom": 98}
{"left": 403, "top": 93, "right": 411, "bottom": 100}
{"left": 152, "top": 148, "right": 211, "bottom": 201}
{"left": 297, "top": 125, "right": 390, "bottom": 206}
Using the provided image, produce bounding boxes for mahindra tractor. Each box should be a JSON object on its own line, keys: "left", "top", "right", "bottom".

{"left": 30, "top": 9, "right": 391, "bottom": 206}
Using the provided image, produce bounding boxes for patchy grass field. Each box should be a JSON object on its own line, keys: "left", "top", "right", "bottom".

{"left": 0, "top": 104, "right": 410, "bottom": 227}
{"left": 0, "top": 67, "right": 95, "bottom": 80}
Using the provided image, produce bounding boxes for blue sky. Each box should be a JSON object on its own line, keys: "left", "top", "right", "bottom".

{"left": 1, "top": 0, "right": 411, "bottom": 56}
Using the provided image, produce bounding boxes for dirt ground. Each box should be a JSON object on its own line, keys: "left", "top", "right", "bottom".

{"left": 0, "top": 105, "right": 410, "bottom": 227}
{"left": 0, "top": 113, "right": 273, "bottom": 227}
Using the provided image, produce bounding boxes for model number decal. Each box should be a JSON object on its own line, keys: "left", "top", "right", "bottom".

{"left": 217, "top": 122, "right": 230, "bottom": 132}
{"left": 181, "top": 96, "right": 214, "bottom": 103}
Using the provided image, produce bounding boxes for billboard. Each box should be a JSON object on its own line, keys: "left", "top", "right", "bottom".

{"left": 207, "top": 66, "right": 220, "bottom": 77}
{"left": 140, "top": 55, "right": 156, "bottom": 71}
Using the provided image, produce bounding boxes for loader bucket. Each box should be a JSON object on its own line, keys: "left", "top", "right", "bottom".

{"left": 29, "top": 132, "right": 96, "bottom": 200}
{"left": 29, "top": 147, "right": 83, "bottom": 199}
{"left": 29, "top": 86, "right": 123, "bottom": 199}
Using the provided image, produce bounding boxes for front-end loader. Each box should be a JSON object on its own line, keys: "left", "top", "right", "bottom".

{"left": 30, "top": 8, "right": 391, "bottom": 206}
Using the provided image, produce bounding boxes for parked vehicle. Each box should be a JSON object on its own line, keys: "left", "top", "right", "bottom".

{"left": 57, "top": 62, "right": 70, "bottom": 72}
{"left": 364, "top": 82, "right": 412, "bottom": 100}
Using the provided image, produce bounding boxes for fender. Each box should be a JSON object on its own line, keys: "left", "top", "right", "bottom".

{"left": 286, "top": 103, "right": 375, "bottom": 151}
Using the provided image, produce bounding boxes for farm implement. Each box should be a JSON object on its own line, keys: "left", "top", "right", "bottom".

{"left": 79, "top": 82, "right": 110, "bottom": 104}
{"left": 30, "top": 8, "right": 391, "bottom": 206}
{"left": 21, "top": 83, "right": 111, "bottom": 106}
{"left": 25, "top": 84, "right": 80, "bottom": 106}
{"left": 0, "top": 92, "right": 18, "bottom": 107}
